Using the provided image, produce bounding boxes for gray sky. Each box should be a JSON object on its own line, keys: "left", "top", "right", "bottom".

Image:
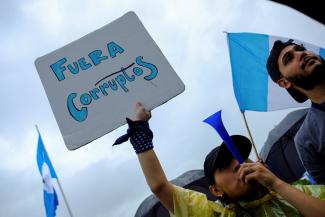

{"left": 1, "top": 0, "right": 325, "bottom": 216}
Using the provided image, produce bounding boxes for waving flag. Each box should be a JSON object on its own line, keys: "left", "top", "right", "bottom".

{"left": 37, "top": 134, "right": 59, "bottom": 217}
{"left": 204, "top": 110, "right": 244, "bottom": 164}
{"left": 227, "top": 32, "right": 325, "bottom": 112}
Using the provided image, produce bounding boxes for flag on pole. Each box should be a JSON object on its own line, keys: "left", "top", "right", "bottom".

{"left": 203, "top": 110, "right": 245, "bottom": 164}
{"left": 37, "top": 134, "right": 59, "bottom": 217}
{"left": 227, "top": 32, "right": 325, "bottom": 112}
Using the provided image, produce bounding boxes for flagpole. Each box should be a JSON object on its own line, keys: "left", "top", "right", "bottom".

{"left": 35, "top": 125, "right": 74, "bottom": 217}
{"left": 55, "top": 178, "right": 74, "bottom": 217}
{"left": 240, "top": 112, "right": 261, "bottom": 161}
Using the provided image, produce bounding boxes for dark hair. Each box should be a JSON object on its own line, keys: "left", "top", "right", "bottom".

{"left": 266, "top": 39, "right": 296, "bottom": 82}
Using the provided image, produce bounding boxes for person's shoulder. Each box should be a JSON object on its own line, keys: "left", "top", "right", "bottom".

{"left": 172, "top": 184, "right": 207, "bottom": 199}
{"left": 309, "top": 105, "right": 325, "bottom": 119}
{"left": 294, "top": 110, "right": 315, "bottom": 143}
{"left": 295, "top": 107, "right": 324, "bottom": 146}
{"left": 171, "top": 185, "right": 223, "bottom": 217}
{"left": 307, "top": 106, "right": 325, "bottom": 128}
{"left": 294, "top": 120, "right": 310, "bottom": 145}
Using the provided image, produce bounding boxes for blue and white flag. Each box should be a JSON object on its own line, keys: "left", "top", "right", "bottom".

{"left": 37, "top": 134, "right": 59, "bottom": 217}
{"left": 227, "top": 32, "right": 325, "bottom": 112}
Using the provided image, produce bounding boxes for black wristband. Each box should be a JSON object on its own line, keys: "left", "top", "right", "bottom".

{"left": 130, "top": 129, "right": 153, "bottom": 154}
{"left": 113, "top": 118, "right": 153, "bottom": 153}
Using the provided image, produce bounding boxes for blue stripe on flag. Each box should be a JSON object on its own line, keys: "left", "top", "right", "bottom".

{"left": 227, "top": 33, "right": 269, "bottom": 111}
{"left": 44, "top": 189, "right": 59, "bottom": 217}
{"left": 37, "top": 135, "right": 57, "bottom": 179}
{"left": 320, "top": 48, "right": 325, "bottom": 59}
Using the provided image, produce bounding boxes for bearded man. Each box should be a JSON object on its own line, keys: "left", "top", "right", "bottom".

{"left": 267, "top": 40, "right": 325, "bottom": 184}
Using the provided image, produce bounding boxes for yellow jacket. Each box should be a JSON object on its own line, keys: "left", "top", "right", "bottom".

{"left": 170, "top": 184, "right": 325, "bottom": 217}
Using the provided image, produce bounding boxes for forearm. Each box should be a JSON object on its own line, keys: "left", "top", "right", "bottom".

{"left": 273, "top": 179, "right": 325, "bottom": 217}
{"left": 137, "top": 149, "right": 169, "bottom": 192}
{"left": 115, "top": 103, "right": 174, "bottom": 212}
{"left": 240, "top": 162, "right": 325, "bottom": 217}
{"left": 137, "top": 149, "right": 174, "bottom": 212}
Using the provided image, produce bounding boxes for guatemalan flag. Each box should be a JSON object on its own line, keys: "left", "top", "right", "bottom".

{"left": 37, "top": 134, "right": 59, "bottom": 217}
{"left": 227, "top": 32, "right": 325, "bottom": 112}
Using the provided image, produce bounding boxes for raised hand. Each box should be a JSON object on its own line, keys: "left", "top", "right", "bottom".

{"left": 133, "top": 102, "right": 151, "bottom": 122}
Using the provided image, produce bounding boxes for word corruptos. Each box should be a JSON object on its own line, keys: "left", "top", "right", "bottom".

{"left": 49, "top": 41, "right": 158, "bottom": 122}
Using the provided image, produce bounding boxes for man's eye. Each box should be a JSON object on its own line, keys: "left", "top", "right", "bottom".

{"left": 285, "top": 54, "right": 292, "bottom": 64}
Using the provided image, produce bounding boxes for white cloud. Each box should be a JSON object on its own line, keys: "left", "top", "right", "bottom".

{"left": 0, "top": 129, "right": 37, "bottom": 171}
{"left": 22, "top": 0, "right": 65, "bottom": 36}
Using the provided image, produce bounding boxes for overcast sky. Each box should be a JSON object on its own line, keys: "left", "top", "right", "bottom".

{"left": 1, "top": 0, "right": 325, "bottom": 216}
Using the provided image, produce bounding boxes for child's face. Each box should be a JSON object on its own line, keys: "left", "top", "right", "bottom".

{"left": 213, "top": 159, "right": 254, "bottom": 201}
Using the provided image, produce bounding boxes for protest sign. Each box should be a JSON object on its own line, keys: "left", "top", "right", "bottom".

{"left": 35, "top": 11, "right": 185, "bottom": 150}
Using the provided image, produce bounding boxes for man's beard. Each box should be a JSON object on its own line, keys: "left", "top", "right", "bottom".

{"left": 286, "top": 57, "right": 325, "bottom": 91}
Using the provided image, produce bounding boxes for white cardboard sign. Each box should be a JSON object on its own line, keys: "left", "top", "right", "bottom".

{"left": 35, "top": 11, "right": 185, "bottom": 150}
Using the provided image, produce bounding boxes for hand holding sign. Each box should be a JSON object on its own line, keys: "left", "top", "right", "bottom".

{"left": 133, "top": 102, "right": 152, "bottom": 122}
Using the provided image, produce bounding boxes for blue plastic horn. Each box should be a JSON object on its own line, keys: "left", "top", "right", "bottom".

{"left": 203, "top": 110, "right": 244, "bottom": 164}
